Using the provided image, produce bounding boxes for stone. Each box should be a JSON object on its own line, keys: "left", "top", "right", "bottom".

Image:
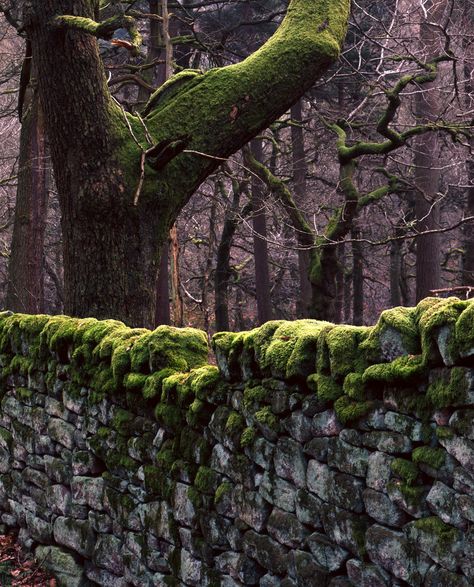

{"left": 453, "top": 467, "right": 474, "bottom": 497}
{"left": 387, "top": 482, "right": 430, "bottom": 519}
{"left": 25, "top": 511, "right": 52, "bottom": 543}
{"left": 365, "top": 524, "right": 431, "bottom": 586}
{"left": 438, "top": 435, "right": 474, "bottom": 475}
{"left": 274, "top": 437, "right": 306, "bottom": 488}
{"left": 260, "top": 471, "right": 296, "bottom": 513}
{"left": 72, "top": 476, "right": 105, "bottom": 511}
{"left": 306, "top": 532, "right": 349, "bottom": 572}
{"left": 426, "top": 482, "right": 466, "bottom": 528}
{"left": 363, "top": 488, "right": 409, "bottom": 528}
{"left": 304, "top": 437, "right": 330, "bottom": 461}
{"left": 449, "top": 409, "right": 474, "bottom": 441}
{"left": 366, "top": 452, "right": 394, "bottom": 493}
{"left": 234, "top": 485, "right": 271, "bottom": 532}
{"left": 287, "top": 550, "right": 329, "bottom": 586}
{"left": 93, "top": 534, "right": 124, "bottom": 575}
{"left": 307, "top": 460, "right": 364, "bottom": 513}
{"left": 346, "top": 558, "right": 391, "bottom": 586}
{"left": 72, "top": 451, "right": 103, "bottom": 476}
{"left": 178, "top": 548, "right": 203, "bottom": 586}
{"left": 384, "top": 411, "right": 425, "bottom": 441}
{"left": 35, "top": 545, "right": 88, "bottom": 587}
{"left": 327, "top": 438, "right": 369, "bottom": 477}
{"left": 295, "top": 489, "right": 323, "bottom": 529}
{"left": 172, "top": 482, "right": 198, "bottom": 527}
{"left": 320, "top": 505, "right": 368, "bottom": 557}
{"left": 215, "top": 552, "right": 264, "bottom": 585}
{"left": 243, "top": 530, "right": 289, "bottom": 575}
{"left": 362, "top": 431, "right": 412, "bottom": 454}
{"left": 44, "top": 455, "right": 71, "bottom": 484}
{"left": 46, "top": 484, "right": 72, "bottom": 515}
{"left": 211, "top": 443, "right": 255, "bottom": 489}
{"left": 284, "top": 411, "right": 313, "bottom": 442}
{"left": 200, "top": 512, "right": 232, "bottom": 548}
{"left": 85, "top": 566, "right": 128, "bottom": 587}
{"left": 48, "top": 418, "right": 76, "bottom": 450}
{"left": 404, "top": 518, "right": 463, "bottom": 572}
{"left": 246, "top": 437, "right": 274, "bottom": 470}
{"left": 312, "top": 410, "right": 343, "bottom": 437}
{"left": 53, "top": 516, "right": 96, "bottom": 558}
{"left": 267, "top": 509, "right": 308, "bottom": 548}
{"left": 458, "top": 494, "right": 474, "bottom": 523}
{"left": 424, "top": 566, "right": 470, "bottom": 587}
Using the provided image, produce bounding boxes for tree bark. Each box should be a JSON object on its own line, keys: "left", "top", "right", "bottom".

{"left": 251, "top": 139, "right": 273, "bottom": 325}
{"left": 154, "top": 245, "right": 171, "bottom": 326}
{"left": 6, "top": 47, "right": 49, "bottom": 314}
{"left": 352, "top": 228, "right": 364, "bottom": 325}
{"left": 24, "top": 0, "right": 350, "bottom": 326}
{"left": 290, "top": 101, "right": 312, "bottom": 316}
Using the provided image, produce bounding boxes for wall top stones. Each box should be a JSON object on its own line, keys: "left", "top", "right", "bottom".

{"left": 0, "top": 297, "right": 473, "bottom": 586}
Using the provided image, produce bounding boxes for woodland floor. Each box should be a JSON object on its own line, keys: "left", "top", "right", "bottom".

{"left": 0, "top": 534, "right": 54, "bottom": 586}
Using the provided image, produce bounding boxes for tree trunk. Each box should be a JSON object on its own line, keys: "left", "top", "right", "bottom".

{"left": 251, "top": 139, "right": 273, "bottom": 324}
{"left": 24, "top": 0, "right": 350, "bottom": 326}
{"left": 290, "top": 101, "right": 312, "bottom": 316}
{"left": 155, "top": 245, "right": 171, "bottom": 326}
{"left": 6, "top": 48, "right": 49, "bottom": 314}
{"left": 352, "top": 228, "right": 364, "bottom": 325}
{"left": 390, "top": 238, "right": 402, "bottom": 307}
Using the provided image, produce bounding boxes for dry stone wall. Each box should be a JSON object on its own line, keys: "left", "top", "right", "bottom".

{"left": 0, "top": 297, "right": 473, "bottom": 586}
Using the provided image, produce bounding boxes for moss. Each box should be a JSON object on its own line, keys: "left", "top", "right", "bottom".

{"left": 225, "top": 412, "right": 245, "bottom": 434}
{"left": 426, "top": 367, "right": 468, "bottom": 409}
{"left": 393, "top": 482, "right": 426, "bottom": 507}
{"left": 111, "top": 408, "right": 134, "bottom": 434}
{"left": 436, "top": 426, "right": 454, "bottom": 440}
{"left": 194, "top": 466, "right": 220, "bottom": 494}
{"left": 240, "top": 426, "right": 256, "bottom": 447}
{"left": 9, "top": 355, "right": 32, "bottom": 376}
{"left": 334, "top": 395, "right": 373, "bottom": 424}
{"left": 412, "top": 516, "right": 460, "bottom": 547}
{"left": 254, "top": 406, "right": 278, "bottom": 430}
{"left": 326, "top": 325, "right": 369, "bottom": 378}
{"left": 124, "top": 372, "right": 148, "bottom": 392}
{"left": 310, "top": 373, "right": 343, "bottom": 402}
{"left": 155, "top": 403, "right": 183, "bottom": 432}
{"left": 342, "top": 373, "right": 365, "bottom": 400}
{"left": 455, "top": 301, "right": 474, "bottom": 356}
{"left": 142, "top": 369, "right": 176, "bottom": 400}
{"left": 412, "top": 446, "right": 445, "bottom": 470}
{"left": 148, "top": 325, "right": 208, "bottom": 372}
{"left": 91, "top": 366, "right": 116, "bottom": 395}
{"left": 242, "top": 385, "right": 267, "bottom": 409}
{"left": 189, "top": 365, "right": 220, "bottom": 400}
{"left": 391, "top": 458, "right": 418, "bottom": 485}
{"left": 363, "top": 354, "right": 426, "bottom": 385}
{"left": 15, "top": 387, "right": 33, "bottom": 402}
{"left": 214, "top": 481, "right": 232, "bottom": 504}
{"left": 160, "top": 372, "right": 190, "bottom": 404}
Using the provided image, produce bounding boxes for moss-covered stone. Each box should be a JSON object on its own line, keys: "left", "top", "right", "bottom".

{"left": 390, "top": 458, "right": 418, "bottom": 485}
{"left": 412, "top": 446, "right": 445, "bottom": 470}
{"left": 334, "top": 395, "right": 373, "bottom": 425}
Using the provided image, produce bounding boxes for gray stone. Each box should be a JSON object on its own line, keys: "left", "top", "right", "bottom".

{"left": 284, "top": 411, "right": 313, "bottom": 442}
{"left": 384, "top": 411, "right": 425, "bottom": 441}
{"left": 211, "top": 443, "right": 255, "bottom": 488}
{"left": 404, "top": 518, "right": 463, "bottom": 571}
{"left": 366, "top": 452, "right": 394, "bottom": 493}
{"left": 327, "top": 438, "right": 369, "bottom": 477}
{"left": 25, "top": 510, "right": 52, "bottom": 543}
{"left": 307, "top": 460, "right": 364, "bottom": 513}
{"left": 48, "top": 418, "right": 76, "bottom": 450}
{"left": 304, "top": 437, "right": 330, "bottom": 461}
{"left": 246, "top": 437, "right": 274, "bottom": 470}
{"left": 346, "top": 558, "right": 391, "bottom": 587}
{"left": 267, "top": 509, "right": 308, "bottom": 548}
{"left": 387, "top": 482, "right": 430, "bottom": 519}
{"left": 424, "top": 565, "right": 470, "bottom": 587}
{"left": 172, "top": 482, "right": 197, "bottom": 527}
{"left": 243, "top": 530, "right": 289, "bottom": 575}
{"left": 453, "top": 467, "right": 474, "bottom": 497}
{"left": 178, "top": 548, "right": 203, "bottom": 586}
{"left": 274, "top": 437, "right": 306, "bottom": 488}
{"left": 295, "top": 489, "right": 323, "bottom": 529}
{"left": 320, "top": 504, "right": 368, "bottom": 557}
{"left": 88, "top": 510, "right": 113, "bottom": 533}
{"left": 200, "top": 512, "right": 232, "bottom": 548}
{"left": 215, "top": 552, "right": 263, "bottom": 585}
{"left": 260, "top": 471, "right": 296, "bottom": 513}
{"left": 449, "top": 409, "right": 474, "bottom": 441}
{"left": 72, "top": 451, "right": 103, "bottom": 475}
{"left": 365, "top": 524, "right": 431, "bottom": 586}
{"left": 438, "top": 435, "right": 474, "bottom": 475}
{"left": 71, "top": 476, "right": 105, "bottom": 511}
{"left": 363, "top": 488, "right": 409, "bottom": 528}
{"left": 234, "top": 485, "right": 271, "bottom": 532}
{"left": 44, "top": 455, "right": 72, "bottom": 484}
{"left": 362, "top": 431, "right": 412, "bottom": 454}
{"left": 312, "top": 410, "right": 343, "bottom": 437}
{"left": 426, "top": 482, "right": 467, "bottom": 528}
{"left": 288, "top": 550, "right": 329, "bottom": 586}
{"left": 458, "top": 494, "right": 474, "bottom": 522}
{"left": 93, "top": 534, "right": 124, "bottom": 575}
{"left": 306, "top": 532, "right": 349, "bottom": 572}
{"left": 46, "top": 484, "right": 72, "bottom": 515}
{"left": 35, "top": 545, "right": 89, "bottom": 587}
{"left": 53, "top": 516, "right": 96, "bottom": 557}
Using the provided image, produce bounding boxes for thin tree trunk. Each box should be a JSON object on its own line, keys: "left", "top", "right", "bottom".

{"left": 290, "top": 101, "right": 311, "bottom": 316}
{"left": 352, "top": 228, "right": 364, "bottom": 325}
{"left": 202, "top": 201, "right": 216, "bottom": 332}
{"left": 169, "top": 224, "right": 183, "bottom": 326}
{"left": 334, "top": 241, "right": 345, "bottom": 323}
{"left": 155, "top": 245, "right": 171, "bottom": 326}
{"left": 251, "top": 139, "right": 273, "bottom": 324}
{"left": 7, "top": 48, "right": 49, "bottom": 314}
{"left": 390, "top": 239, "right": 402, "bottom": 307}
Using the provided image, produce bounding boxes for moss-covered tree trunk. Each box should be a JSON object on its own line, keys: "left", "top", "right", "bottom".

{"left": 23, "top": 0, "right": 350, "bottom": 327}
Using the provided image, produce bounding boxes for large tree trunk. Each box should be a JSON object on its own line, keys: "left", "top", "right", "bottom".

{"left": 6, "top": 48, "right": 49, "bottom": 314}
{"left": 24, "top": 0, "right": 350, "bottom": 326}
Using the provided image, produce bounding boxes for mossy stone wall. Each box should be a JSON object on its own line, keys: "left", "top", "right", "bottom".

{"left": 0, "top": 297, "right": 473, "bottom": 585}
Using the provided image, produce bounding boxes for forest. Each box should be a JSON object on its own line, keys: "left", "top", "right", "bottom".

{"left": 0, "top": 0, "right": 473, "bottom": 332}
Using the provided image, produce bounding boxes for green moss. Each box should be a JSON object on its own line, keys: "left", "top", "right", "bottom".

{"left": 455, "top": 301, "right": 474, "bottom": 356}
{"left": 412, "top": 446, "right": 445, "bottom": 470}
{"left": 398, "top": 483, "right": 426, "bottom": 507}
{"left": 254, "top": 406, "right": 278, "bottom": 430}
{"left": 334, "top": 395, "right": 373, "bottom": 424}
{"left": 363, "top": 354, "right": 426, "bottom": 385}
{"left": 148, "top": 325, "right": 208, "bottom": 372}
{"left": 155, "top": 403, "right": 183, "bottom": 432}
{"left": 391, "top": 458, "right": 418, "bottom": 485}
{"left": 426, "top": 367, "right": 468, "bottom": 409}
{"left": 309, "top": 373, "right": 343, "bottom": 402}
{"left": 189, "top": 365, "right": 220, "bottom": 400}
{"left": 124, "top": 372, "right": 148, "bottom": 392}
{"left": 194, "top": 466, "right": 220, "bottom": 494}
{"left": 15, "top": 387, "right": 33, "bottom": 402}
{"left": 214, "top": 481, "right": 232, "bottom": 504}
{"left": 342, "top": 373, "right": 365, "bottom": 400}
{"left": 412, "top": 516, "right": 460, "bottom": 547}
{"left": 326, "top": 325, "right": 369, "bottom": 378}
{"left": 142, "top": 369, "right": 176, "bottom": 400}
{"left": 111, "top": 408, "right": 134, "bottom": 434}
{"left": 436, "top": 426, "right": 454, "bottom": 440}
{"left": 225, "top": 412, "right": 245, "bottom": 434}
{"left": 240, "top": 426, "right": 256, "bottom": 447}
{"left": 242, "top": 385, "right": 267, "bottom": 409}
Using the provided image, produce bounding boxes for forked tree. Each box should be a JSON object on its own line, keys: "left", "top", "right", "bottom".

{"left": 1, "top": 0, "right": 350, "bottom": 326}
